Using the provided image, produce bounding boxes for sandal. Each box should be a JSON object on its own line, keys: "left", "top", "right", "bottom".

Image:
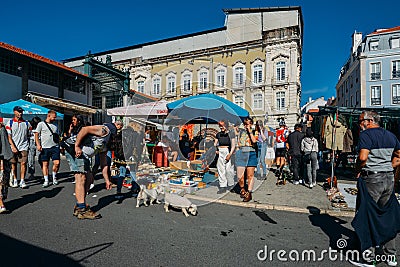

{"left": 243, "top": 191, "right": 252, "bottom": 202}
{"left": 240, "top": 188, "right": 247, "bottom": 198}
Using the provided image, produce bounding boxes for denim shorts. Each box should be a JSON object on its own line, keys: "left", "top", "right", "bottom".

{"left": 65, "top": 151, "right": 91, "bottom": 173}
{"left": 39, "top": 146, "right": 61, "bottom": 161}
{"left": 235, "top": 149, "right": 258, "bottom": 167}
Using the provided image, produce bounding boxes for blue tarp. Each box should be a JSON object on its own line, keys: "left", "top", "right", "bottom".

{"left": 0, "top": 99, "right": 64, "bottom": 119}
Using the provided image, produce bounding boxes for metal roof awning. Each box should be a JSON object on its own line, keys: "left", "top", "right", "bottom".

{"left": 27, "top": 92, "right": 98, "bottom": 114}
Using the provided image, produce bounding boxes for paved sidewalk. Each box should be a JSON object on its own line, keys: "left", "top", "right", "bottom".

{"left": 187, "top": 168, "right": 357, "bottom": 217}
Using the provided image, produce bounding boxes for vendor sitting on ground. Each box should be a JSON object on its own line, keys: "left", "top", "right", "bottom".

{"left": 157, "top": 136, "right": 178, "bottom": 162}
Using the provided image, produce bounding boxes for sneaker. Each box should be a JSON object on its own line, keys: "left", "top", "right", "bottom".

{"left": 217, "top": 188, "right": 227, "bottom": 194}
{"left": 313, "top": 182, "right": 317, "bottom": 186}
{"left": 72, "top": 180, "right": 76, "bottom": 184}
{"left": 0, "top": 206, "right": 7, "bottom": 213}
{"left": 11, "top": 179, "right": 18, "bottom": 188}
{"left": 76, "top": 207, "right": 102, "bottom": 220}
{"left": 387, "top": 256, "right": 397, "bottom": 267}
{"left": 19, "top": 181, "right": 27, "bottom": 189}
{"left": 299, "top": 179, "right": 303, "bottom": 184}
{"left": 42, "top": 181, "right": 49, "bottom": 188}
{"left": 53, "top": 179, "right": 58, "bottom": 185}
{"left": 348, "top": 259, "right": 376, "bottom": 267}
{"left": 309, "top": 184, "right": 314, "bottom": 189}
{"left": 293, "top": 181, "right": 299, "bottom": 185}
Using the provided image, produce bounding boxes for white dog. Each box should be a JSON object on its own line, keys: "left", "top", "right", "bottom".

{"left": 136, "top": 184, "right": 164, "bottom": 208}
{"left": 164, "top": 192, "right": 198, "bottom": 217}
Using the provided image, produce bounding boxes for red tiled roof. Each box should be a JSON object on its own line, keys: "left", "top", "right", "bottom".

{"left": 0, "top": 41, "right": 87, "bottom": 77}
{"left": 368, "top": 26, "right": 400, "bottom": 35}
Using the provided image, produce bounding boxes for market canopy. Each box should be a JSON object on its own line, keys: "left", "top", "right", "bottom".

{"left": 107, "top": 100, "right": 168, "bottom": 117}
{"left": 0, "top": 99, "right": 63, "bottom": 119}
{"left": 166, "top": 93, "right": 249, "bottom": 125}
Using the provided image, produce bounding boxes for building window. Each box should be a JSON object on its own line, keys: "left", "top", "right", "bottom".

{"left": 137, "top": 81, "right": 144, "bottom": 93}
{"left": 253, "top": 64, "right": 263, "bottom": 84}
{"left": 370, "top": 62, "right": 381, "bottom": 80}
{"left": 199, "top": 71, "right": 208, "bottom": 90}
{"left": 276, "top": 91, "right": 285, "bottom": 110}
{"left": 253, "top": 93, "right": 263, "bottom": 109}
{"left": 391, "top": 38, "right": 400, "bottom": 49}
{"left": 216, "top": 69, "right": 225, "bottom": 87}
{"left": 167, "top": 75, "right": 176, "bottom": 94}
{"left": 152, "top": 77, "right": 161, "bottom": 96}
{"left": 392, "top": 61, "right": 400, "bottom": 78}
{"left": 370, "top": 40, "right": 379, "bottom": 51}
{"left": 234, "top": 66, "right": 244, "bottom": 86}
{"left": 182, "top": 74, "right": 191, "bottom": 93}
{"left": 371, "top": 86, "right": 381, "bottom": 105}
{"left": 234, "top": 95, "right": 244, "bottom": 108}
{"left": 392, "top": 84, "right": 400, "bottom": 104}
{"left": 276, "top": 61, "right": 286, "bottom": 81}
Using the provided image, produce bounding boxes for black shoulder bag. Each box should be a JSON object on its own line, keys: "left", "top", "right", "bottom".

{"left": 44, "top": 121, "right": 60, "bottom": 144}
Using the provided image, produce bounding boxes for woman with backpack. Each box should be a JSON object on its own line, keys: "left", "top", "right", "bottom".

{"left": 301, "top": 128, "right": 319, "bottom": 188}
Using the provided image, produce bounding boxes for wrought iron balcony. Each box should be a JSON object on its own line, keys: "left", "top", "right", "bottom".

{"left": 392, "top": 71, "right": 400, "bottom": 78}
{"left": 371, "top": 98, "right": 381, "bottom": 105}
{"left": 371, "top": 72, "right": 381, "bottom": 80}
{"left": 393, "top": 96, "right": 400, "bottom": 104}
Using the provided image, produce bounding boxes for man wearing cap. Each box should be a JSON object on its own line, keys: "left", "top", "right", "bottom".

{"left": 5, "top": 106, "right": 32, "bottom": 188}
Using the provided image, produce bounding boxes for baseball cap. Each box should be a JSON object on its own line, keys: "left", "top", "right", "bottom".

{"left": 13, "top": 106, "right": 24, "bottom": 112}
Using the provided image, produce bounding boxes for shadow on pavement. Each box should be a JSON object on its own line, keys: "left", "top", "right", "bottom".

{"left": 6, "top": 187, "right": 64, "bottom": 212}
{"left": 307, "top": 206, "right": 359, "bottom": 251}
{"left": 91, "top": 194, "right": 118, "bottom": 212}
{"left": 65, "top": 242, "right": 113, "bottom": 263}
{"left": 0, "top": 232, "right": 81, "bottom": 266}
{"left": 253, "top": 210, "right": 278, "bottom": 224}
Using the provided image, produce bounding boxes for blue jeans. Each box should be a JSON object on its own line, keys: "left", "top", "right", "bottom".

{"left": 256, "top": 142, "right": 267, "bottom": 175}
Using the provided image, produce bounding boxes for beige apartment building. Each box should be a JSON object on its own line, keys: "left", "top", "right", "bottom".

{"left": 64, "top": 7, "right": 303, "bottom": 128}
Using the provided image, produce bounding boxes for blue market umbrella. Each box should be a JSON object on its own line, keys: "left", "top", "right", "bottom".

{"left": 0, "top": 99, "right": 64, "bottom": 119}
{"left": 166, "top": 94, "right": 249, "bottom": 125}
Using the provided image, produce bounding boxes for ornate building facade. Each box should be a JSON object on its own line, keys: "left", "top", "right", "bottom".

{"left": 64, "top": 7, "right": 303, "bottom": 128}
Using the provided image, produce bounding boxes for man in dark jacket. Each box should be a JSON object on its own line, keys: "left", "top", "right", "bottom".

{"left": 351, "top": 110, "right": 400, "bottom": 267}
{"left": 286, "top": 123, "right": 305, "bottom": 184}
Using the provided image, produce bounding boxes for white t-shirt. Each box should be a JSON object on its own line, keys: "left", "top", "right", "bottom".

{"left": 34, "top": 121, "right": 58, "bottom": 149}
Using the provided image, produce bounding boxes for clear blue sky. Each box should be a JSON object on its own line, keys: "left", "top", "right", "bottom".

{"left": 2, "top": 0, "right": 399, "bottom": 105}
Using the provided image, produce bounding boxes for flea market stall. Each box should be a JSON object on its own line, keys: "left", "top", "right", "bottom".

{"left": 107, "top": 94, "right": 249, "bottom": 198}
{"left": 309, "top": 106, "right": 400, "bottom": 209}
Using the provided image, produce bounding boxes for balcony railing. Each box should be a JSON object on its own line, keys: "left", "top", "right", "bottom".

{"left": 371, "top": 98, "right": 381, "bottom": 105}
{"left": 392, "top": 71, "right": 400, "bottom": 78}
{"left": 371, "top": 72, "right": 381, "bottom": 80}
{"left": 271, "top": 77, "right": 289, "bottom": 85}
{"left": 393, "top": 96, "right": 400, "bottom": 104}
{"left": 230, "top": 81, "right": 247, "bottom": 90}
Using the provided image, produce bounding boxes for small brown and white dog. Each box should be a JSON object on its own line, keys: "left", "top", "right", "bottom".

{"left": 136, "top": 184, "right": 164, "bottom": 208}
{"left": 164, "top": 192, "right": 198, "bottom": 217}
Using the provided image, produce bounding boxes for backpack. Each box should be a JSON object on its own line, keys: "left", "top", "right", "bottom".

{"left": 276, "top": 128, "right": 288, "bottom": 143}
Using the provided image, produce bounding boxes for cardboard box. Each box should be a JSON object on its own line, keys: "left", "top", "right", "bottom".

{"left": 169, "top": 160, "right": 189, "bottom": 170}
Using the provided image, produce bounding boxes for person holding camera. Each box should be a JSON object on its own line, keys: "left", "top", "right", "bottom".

{"left": 34, "top": 110, "right": 60, "bottom": 187}
{"left": 6, "top": 106, "right": 32, "bottom": 189}
{"left": 301, "top": 128, "right": 319, "bottom": 188}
